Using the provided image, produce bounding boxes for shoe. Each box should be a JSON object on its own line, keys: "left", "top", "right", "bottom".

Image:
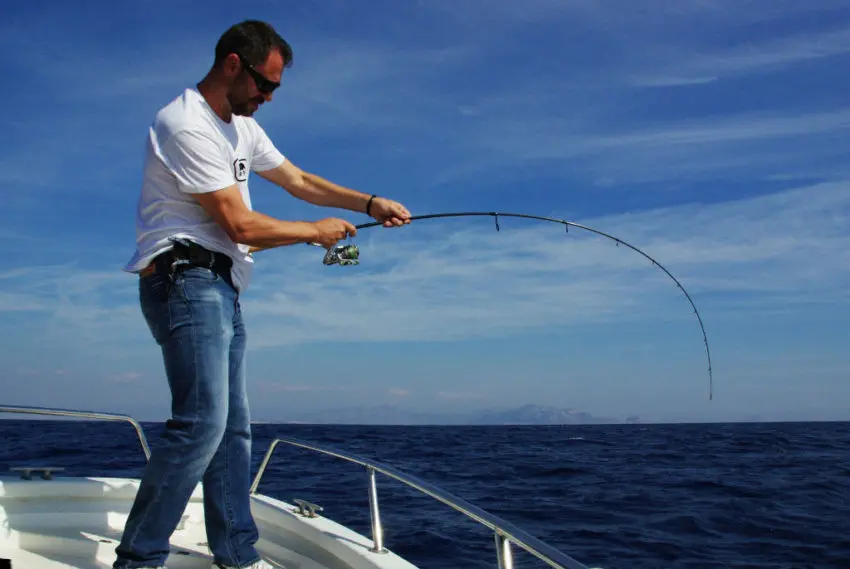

{"left": 212, "top": 559, "right": 282, "bottom": 569}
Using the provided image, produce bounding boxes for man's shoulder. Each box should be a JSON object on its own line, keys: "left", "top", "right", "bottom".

{"left": 151, "top": 88, "right": 214, "bottom": 140}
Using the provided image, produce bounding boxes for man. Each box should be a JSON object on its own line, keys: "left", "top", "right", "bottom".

{"left": 117, "top": 20, "right": 411, "bottom": 569}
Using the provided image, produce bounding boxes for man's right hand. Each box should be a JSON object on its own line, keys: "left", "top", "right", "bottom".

{"left": 311, "top": 217, "right": 358, "bottom": 248}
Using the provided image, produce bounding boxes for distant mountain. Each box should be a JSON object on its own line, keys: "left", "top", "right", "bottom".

{"left": 285, "top": 404, "right": 621, "bottom": 425}
{"left": 471, "top": 404, "right": 618, "bottom": 425}
{"left": 292, "top": 404, "right": 461, "bottom": 425}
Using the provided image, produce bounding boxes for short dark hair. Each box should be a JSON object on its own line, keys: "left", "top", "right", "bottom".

{"left": 214, "top": 20, "right": 293, "bottom": 69}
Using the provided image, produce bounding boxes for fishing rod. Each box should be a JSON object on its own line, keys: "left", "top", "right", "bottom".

{"left": 312, "top": 211, "right": 714, "bottom": 400}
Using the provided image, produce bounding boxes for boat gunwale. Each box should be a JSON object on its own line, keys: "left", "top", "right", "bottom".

{"left": 0, "top": 404, "right": 594, "bottom": 569}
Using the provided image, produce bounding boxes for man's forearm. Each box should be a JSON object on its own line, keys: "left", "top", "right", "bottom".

{"left": 291, "top": 172, "right": 372, "bottom": 213}
{"left": 234, "top": 210, "right": 319, "bottom": 249}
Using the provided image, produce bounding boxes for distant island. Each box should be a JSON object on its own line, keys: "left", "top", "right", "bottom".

{"left": 275, "top": 404, "right": 636, "bottom": 425}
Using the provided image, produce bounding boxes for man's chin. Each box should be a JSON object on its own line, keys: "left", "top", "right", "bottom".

{"left": 233, "top": 101, "right": 261, "bottom": 117}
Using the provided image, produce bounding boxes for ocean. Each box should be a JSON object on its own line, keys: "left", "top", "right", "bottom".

{"left": 1, "top": 419, "right": 848, "bottom": 569}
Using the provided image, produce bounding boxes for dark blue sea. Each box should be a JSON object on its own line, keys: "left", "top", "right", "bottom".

{"left": 1, "top": 419, "right": 848, "bottom": 569}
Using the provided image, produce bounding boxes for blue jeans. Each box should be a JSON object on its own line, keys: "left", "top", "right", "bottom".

{"left": 114, "top": 265, "right": 260, "bottom": 568}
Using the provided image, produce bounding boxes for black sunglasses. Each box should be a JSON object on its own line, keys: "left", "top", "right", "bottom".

{"left": 236, "top": 54, "right": 280, "bottom": 94}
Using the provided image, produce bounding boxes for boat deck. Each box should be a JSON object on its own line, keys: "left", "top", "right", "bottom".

{"left": 0, "top": 510, "right": 320, "bottom": 568}
{"left": 0, "top": 476, "right": 415, "bottom": 569}
{"left": 0, "top": 406, "right": 597, "bottom": 569}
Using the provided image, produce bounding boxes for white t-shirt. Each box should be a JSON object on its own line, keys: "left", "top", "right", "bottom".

{"left": 123, "top": 87, "right": 286, "bottom": 292}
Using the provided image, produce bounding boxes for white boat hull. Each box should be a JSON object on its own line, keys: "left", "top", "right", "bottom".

{"left": 0, "top": 406, "right": 595, "bottom": 569}
{"left": 0, "top": 476, "right": 419, "bottom": 569}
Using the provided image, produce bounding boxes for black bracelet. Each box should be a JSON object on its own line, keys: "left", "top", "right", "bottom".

{"left": 366, "top": 194, "right": 377, "bottom": 216}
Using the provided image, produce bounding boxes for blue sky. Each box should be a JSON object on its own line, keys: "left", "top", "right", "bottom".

{"left": 2, "top": 0, "right": 849, "bottom": 423}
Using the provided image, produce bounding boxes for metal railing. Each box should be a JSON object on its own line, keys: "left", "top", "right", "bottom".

{"left": 0, "top": 405, "right": 151, "bottom": 460}
{"left": 250, "top": 437, "right": 592, "bottom": 569}
{"left": 0, "top": 406, "right": 595, "bottom": 569}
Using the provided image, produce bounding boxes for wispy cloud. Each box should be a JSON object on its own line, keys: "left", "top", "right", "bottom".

{"left": 0, "top": 18, "right": 212, "bottom": 194}
{"left": 106, "top": 372, "right": 144, "bottom": 384}
{"left": 241, "top": 179, "right": 849, "bottom": 347}
{"left": 254, "top": 381, "right": 350, "bottom": 394}
{"left": 0, "top": 264, "right": 146, "bottom": 357}
{"left": 0, "top": 292, "right": 52, "bottom": 312}
{"left": 432, "top": 0, "right": 847, "bottom": 29}
{"left": 4, "top": 179, "right": 843, "bottom": 352}
{"left": 266, "top": 40, "right": 471, "bottom": 135}
{"left": 432, "top": 107, "right": 850, "bottom": 186}
{"left": 629, "top": 26, "right": 850, "bottom": 87}
{"left": 4, "top": 0, "right": 848, "bottom": 199}
{"left": 437, "top": 391, "right": 482, "bottom": 401}
{"left": 262, "top": 9, "right": 850, "bottom": 189}
{"left": 629, "top": 76, "right": 720, "bottom": 88}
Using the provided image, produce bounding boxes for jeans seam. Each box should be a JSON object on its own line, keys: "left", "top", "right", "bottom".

{"left": 174, "top": 274, "right": 201, "bottom": 439}
{"left": 223, "top": 427, "right": 238, "bottom": 566}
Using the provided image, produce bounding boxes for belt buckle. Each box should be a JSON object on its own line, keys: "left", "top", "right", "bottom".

{"left": 170, "top": 257, "right": 191, "bottom": 275}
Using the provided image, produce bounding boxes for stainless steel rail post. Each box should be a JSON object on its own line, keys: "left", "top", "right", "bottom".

{"left": 367, "top": 467, "right": 386, "bottom": 553}
{"left": 496, "top": 533, "right": 515, "bottom": 569}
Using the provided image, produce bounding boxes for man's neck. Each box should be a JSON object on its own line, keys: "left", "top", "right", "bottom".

{"left": 196, "top": 75, "right": 233, "bottom": 123}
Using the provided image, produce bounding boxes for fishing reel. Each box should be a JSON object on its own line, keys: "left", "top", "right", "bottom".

{"left": 312, "top": 242, "right": 360, "bottom": 266}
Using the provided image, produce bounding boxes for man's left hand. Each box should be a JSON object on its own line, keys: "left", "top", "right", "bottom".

{"left": 370, "top": 197, "right": 412, "bottom": 227}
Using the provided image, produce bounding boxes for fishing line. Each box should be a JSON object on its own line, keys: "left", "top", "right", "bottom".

{"left": 318, "top": 211, "right": 714, "bottom": 400}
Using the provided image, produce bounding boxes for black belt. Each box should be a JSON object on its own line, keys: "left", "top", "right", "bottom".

{"left": 141, "top": 240, "right": 232, "bottom": 279}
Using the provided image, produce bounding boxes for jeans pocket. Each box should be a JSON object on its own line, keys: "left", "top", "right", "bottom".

{"left": 170, "top": 266, "right": 234, "bottom": 332}
{"left": 140, "top": 274, "right": 174, "bottom": 344}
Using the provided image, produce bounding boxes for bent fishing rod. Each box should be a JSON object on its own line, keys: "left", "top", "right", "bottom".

{"left": 311, "top": 211, "right": 714, "bottom": 401}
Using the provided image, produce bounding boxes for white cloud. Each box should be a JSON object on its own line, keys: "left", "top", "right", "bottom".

{"left": 0, "top": 291, "right": 52, "bottom": 312}
{"left": 4, "top": 1, "right": 848, "bottom": 198}
{"left": 0, "top": 264, "right": 147, "bottom": 359}
{"left": 427, "top": 105, "right": 850, "bottom": 187}
{"left": 629, "top": 76, "right": 720, "bottom": 88}
{"left": 4, "top": 177, "right": 840, "bottom": 355}
{"left": 437, "top": 391, "right": 482, "bottom": 401}
{"left": 630, "top": 26, "right": 850, "bottom": 86}
{"left": 265, "top": 40, "right": 470, "bottom": 134}
{"left": 257, "top": 5, "right": 850, "bottom": 190}
{"left": 239, "top": 179, "right": 849, "bottom": 349}
{"left": 428, "top": 0, "right": 850, "bottom": 75}
{"left": 107, "top": 372, "right": 144, "bottom": 384}
{"left": 424, "top": 0, "right": 583, "bottom": 28}
{"left": 254, "top": 381, "right": 350, "bottom": 394}
{"left": 592, "top": 110, "right": 850, "bottom": 147}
